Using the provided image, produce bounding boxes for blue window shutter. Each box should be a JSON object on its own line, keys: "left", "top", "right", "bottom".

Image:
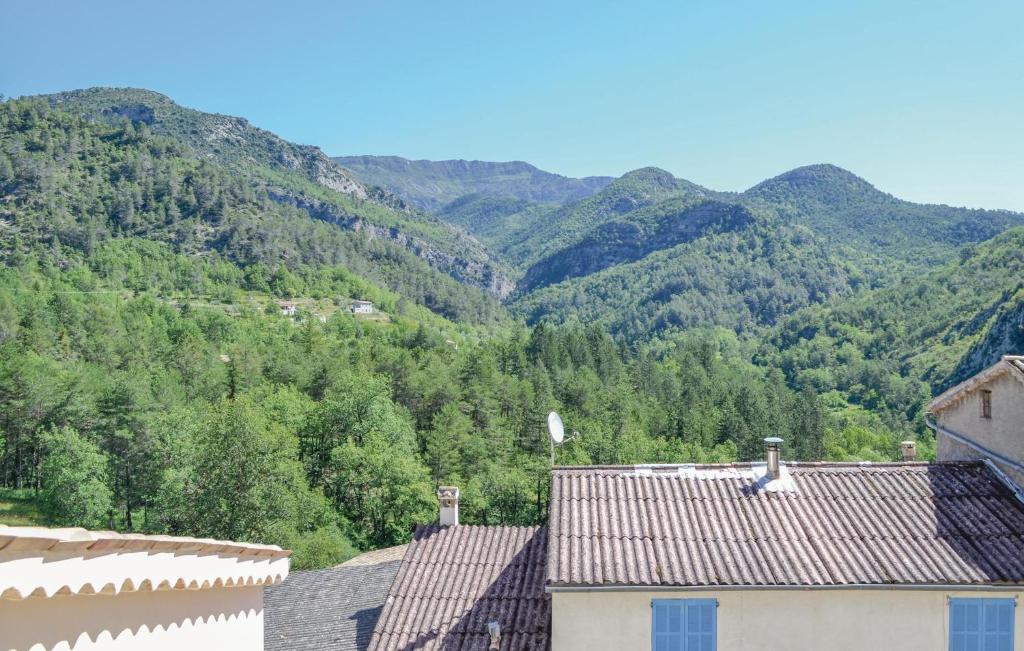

{"left": 685, "top": 600, "right": 716, "bottom": 651}
{"left": 982, "top": 600, "right": 1014, "bottom": 651}
{"left": 653, "top": 599, "right": 717, "bottom": 651}
{"left": 949, "top": 598, "right": 1014, "bottom": 651}
{"left": 950, "top": 600, "right": 982, "bottom": 651}
{"left": 652, "top": 600, "right": 683, "bottom": 651}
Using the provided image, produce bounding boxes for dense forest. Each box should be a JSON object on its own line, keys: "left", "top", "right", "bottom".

{"left": 0, "top": 239, "right": 901, "bottom": 567}
{"left": 1, "top": 89, "right": 1021, "bottom": 569}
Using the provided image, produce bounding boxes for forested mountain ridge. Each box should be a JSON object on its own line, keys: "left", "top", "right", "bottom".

{"left": 497, "top": 166, "right": 718, "bottom": 269}
{"left": 26, "top": 88, "right": 515, "bottom": 302}
{"left": 743, "top": 163, "right": 1024, "bottom": 275}
{"left": 398, "top": 159, "right": 1024, "bottom": 341}
{"left": 436, "top": 194, "right": 555, "bottom": 252}
{"left": 0, "top": 99, "right": 510, "bottom": 323}
{"left": 758, "top": 227, "right": 1024, "bottom": 433}
{"left": 379, "top": 156, "right": 1022, "bottom": 292}
{"left": 333, "top": 155, "right": 614, "bottom": 212}
{"left": 517, "top": 197, "right": 758, "bottom": 293}
{"left": 48, "top": 88, "right": 369, "bottom": 198}
{"left": 4, "top": 87, "right": 1024, "bottom": 575}
{"left": 511, "top": 213, "right": 852, "bottom": 340}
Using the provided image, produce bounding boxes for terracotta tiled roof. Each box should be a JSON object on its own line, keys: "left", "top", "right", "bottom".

{"left": 547, "top": 462, "right": 1024, "bottom": 588}
{"left": 369, "top": 525, "right": 549, "bottom": 651}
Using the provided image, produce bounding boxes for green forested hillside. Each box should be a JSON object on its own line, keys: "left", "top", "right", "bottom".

{"left": 28, "top": 88, "right": 515, "bottom": 301}
{"left": 758, "top": 227, "right": 1024, "bottom": 433}
{"left": 48, "top": 88, "right": 369, "bottom": 197}
{"left": 511, "top": 214, "right": 852, "bottom": 340}
{"left": 402, "top": 161, "right": 1024, "bottom": 350}
{"left": 0, "top": 96, "right": 508, "bottom": 323}
{"left": 0, "top": 240, "right": 891, "bottom": 566}
{"left": 499, "top": 167, "right": 717, "bottom": 268}
{"left": 436, "top": 194, "right": 555, "bottom": 253}
{"left": 333, "top": 155, "right": 613, "bottom": 212}
{"left": 744, "top": 164, "right": 1024, "bottom": 275}
{"left": 2, "top": 88, "right": 1022, "bottom": 571}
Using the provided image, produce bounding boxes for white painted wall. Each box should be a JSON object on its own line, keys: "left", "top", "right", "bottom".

{"left": 552, "top": 589, "right": 1024, "bottom": 651}
{"left": 936, "top": 372, "right": 1024, "bottom": 487}
{"left": 0, "top": 585, "right": 264, "bottom": 651}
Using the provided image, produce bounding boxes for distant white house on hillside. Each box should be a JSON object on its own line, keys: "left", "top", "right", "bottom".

{"left": 351, "top": 300, "right": 374, "bottom": 314}
{"left": 278, "top": 302, "right": 297, "bottom": 317}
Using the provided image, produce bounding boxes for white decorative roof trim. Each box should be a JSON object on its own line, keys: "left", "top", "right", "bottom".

{"left": 928, "top": 355, "right": 1024, "bottom": 414}
{"left": 0, "top": 526, "right": 290, "bottom": 601}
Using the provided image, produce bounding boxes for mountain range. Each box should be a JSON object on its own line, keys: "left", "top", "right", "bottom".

{"left": 333, "top": 155, "right": 614, "bottom": 212}
{"left": 4, "top": 87, "right": 1023, "bottom": 399}
{"left": 331, "top": 154, "right": 1024, "bottom": 342}
{"left": 4, "top": 86, "right": 1024, "bottom": 557}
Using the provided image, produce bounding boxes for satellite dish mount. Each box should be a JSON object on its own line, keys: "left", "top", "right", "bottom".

{"left": 547, "top": 411, "right": 579, "bottom": 466}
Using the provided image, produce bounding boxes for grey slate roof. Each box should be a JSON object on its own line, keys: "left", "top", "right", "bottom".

{"left": 548, "top": 461, "right": 1024, "bottom": 588}
{"left": 369, "top": 525, "right": 549, "bottom": 651}
{"left": 265, "top": 558, "right": 402, "bottom": 651}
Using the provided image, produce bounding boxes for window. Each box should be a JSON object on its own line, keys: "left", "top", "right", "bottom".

{"left": 981, "top": 390, "right": 993, "bottom": 419}
{"left": 949, "top": 597, "right": 1015, "bottom": 651}
{"left": 652, "top": 599, "right": 716, "bottom": 651}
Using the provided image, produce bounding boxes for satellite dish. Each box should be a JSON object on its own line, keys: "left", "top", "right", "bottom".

{"left": 548, "top": 411, "right": 565, "bottom": 444}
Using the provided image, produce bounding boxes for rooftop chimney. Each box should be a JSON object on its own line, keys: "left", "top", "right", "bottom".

{"left": 765, "top": 437, "right": 783, "bottom": 480}
{"left": 487, "top": 622, "right": 501, "bottom": 650}
{"left": 438, "top": 486, "right": 459, "bottom": 527}
{"left": 900, "top": 440, "right": 917, "bottom": 462}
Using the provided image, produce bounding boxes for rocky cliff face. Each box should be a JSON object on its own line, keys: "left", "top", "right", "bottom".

{"left": 36, "top": 88, "right": 525, "bottom": 299}
{"left": 267, "top": 190, "right": 513, "bottom": 299}
{"left": 948, "top": 289, "right": 1024, "bottom": 385}
{"left": 45, "top": 88, "right": 369, "bottom": 200}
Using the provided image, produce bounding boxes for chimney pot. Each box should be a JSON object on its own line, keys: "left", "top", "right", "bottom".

{"left": 765, "top": 437, "right": 783, "bottom": 480}
{"left": 900, "top": 441, "right": 917, "bottom": 462}
{"left": 487, "top": 621, "right": 501, "bottom": 650}
{"left": 437, "top": 486, "right": 460, "bottom": 526}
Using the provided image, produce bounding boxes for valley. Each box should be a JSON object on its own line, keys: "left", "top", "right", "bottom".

{"left": 2, "top": 88, "right": 1022, "bottom": 568}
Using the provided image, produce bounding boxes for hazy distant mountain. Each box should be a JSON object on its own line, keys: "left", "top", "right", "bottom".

{"left": 333, "top": 155, "right": 614, "bottom": 212}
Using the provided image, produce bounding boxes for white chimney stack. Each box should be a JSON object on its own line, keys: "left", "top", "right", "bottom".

{"left": 487, "top": 621, "right": 501, "bottom": 650}
{"left": 765, "top": 437, "right": 783, "bottom": 480}
{"left": 438, "top": 486, "right": 460, "bottom": 526}
{"left": 900, "top": 440, "right": 917, "bottom": 462}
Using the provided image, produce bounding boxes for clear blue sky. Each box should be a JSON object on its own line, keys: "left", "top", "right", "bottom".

{"left": 4, "top": 0, "right": 1023, "bottom": 210}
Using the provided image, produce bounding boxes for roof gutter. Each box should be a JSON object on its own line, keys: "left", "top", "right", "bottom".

{"left": 546, "top": 584, "right": 1024, "bottom": 594}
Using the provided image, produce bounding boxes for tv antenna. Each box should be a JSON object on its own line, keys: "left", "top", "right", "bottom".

{"left": 547, "top": 411, "right": 578, "bottom": 466}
